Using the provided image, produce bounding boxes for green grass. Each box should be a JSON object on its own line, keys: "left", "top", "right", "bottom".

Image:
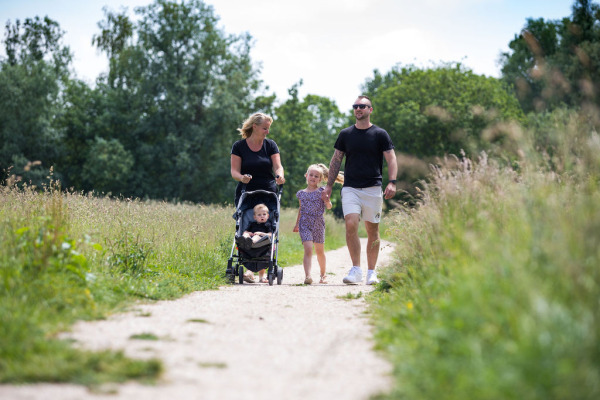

{"left": 371, "top": 109, "right": 600, "bottom": 399}
{"left": 187, "top": 318, "right": 209, "bottom": 324}
{"left": 0, "top": 182, "right": 233, "bottom": 385}
{"left": 337, "top": 291, "right": 363, "bottom": 301}
{"left": 0, "top": 179, "right": 347, "bottom": 386}
{"left": 129, "top": 333, "right": 160, "bottom": 341}
{"left": 198, "top": 362, "right": 227, "bottom": 369}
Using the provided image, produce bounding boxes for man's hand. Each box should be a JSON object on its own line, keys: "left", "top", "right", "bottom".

{"left": 384, "top": 182, "right": 396, "bottom": 199}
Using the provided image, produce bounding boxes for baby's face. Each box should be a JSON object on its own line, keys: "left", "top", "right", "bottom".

{"left": 254, "top": 210, "right": 269, "bottom": 223}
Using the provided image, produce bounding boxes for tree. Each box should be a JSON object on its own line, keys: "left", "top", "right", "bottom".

{"left": 362, "top": 63, "right": 525, "bottom": 160}
{"left": 273, "top": 82, "right": 345, "bottom": 207}
{"left": 81, "top": 137, "right": 134, "bottom": 194}
{"left": 53, "top": 79, "right": 100, "bottom": 190}
{"left": 500, "top": 0, "right": 600, "bottom": 112}
{"left": 0, "top": 16, "right": 71, "bottom": 186}
{"left": 91, "top": 0, "right": 263, "bottom": 202}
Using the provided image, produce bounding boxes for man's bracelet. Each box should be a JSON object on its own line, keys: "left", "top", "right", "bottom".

{"left": 389, "top": 180, "right": 397, "bottom": 184}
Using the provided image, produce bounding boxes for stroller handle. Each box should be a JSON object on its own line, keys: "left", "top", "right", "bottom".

{"left": 240, "top": 175, "right": 284, "bottom": 196}
{"left": 276, "top": 175, "right": 284, "bottom": 195}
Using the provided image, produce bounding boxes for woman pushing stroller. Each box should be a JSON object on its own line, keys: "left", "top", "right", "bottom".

{"left": 231, "top": 112, "right": 285, "bottom": 283}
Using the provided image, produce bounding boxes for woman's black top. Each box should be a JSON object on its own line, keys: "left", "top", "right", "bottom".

{"left": 231, "top": 138, "right": 280, "bottom": 206}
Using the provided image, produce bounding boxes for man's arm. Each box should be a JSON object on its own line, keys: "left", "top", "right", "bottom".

{"left": 322, "top": 149, "right": 344, "bottom": 201}
{"left": 327, "top": 149, "right": 344, "bottom": 187}
{"left": 383, "top": 149, "right": 398, "bottom": 200}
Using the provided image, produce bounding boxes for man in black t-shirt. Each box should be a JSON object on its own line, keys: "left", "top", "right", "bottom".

{"left": 322, "top": 95, "right": 398, "bottom": 285}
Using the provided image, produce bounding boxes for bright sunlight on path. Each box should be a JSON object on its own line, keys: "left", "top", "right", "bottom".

{"left": 1, "top": 239, "right": 395, "bottom": 400}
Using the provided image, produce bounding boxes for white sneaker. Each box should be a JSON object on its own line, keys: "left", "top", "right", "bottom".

{"left": 343, "top": 266, "right": 362, "bottom": 284}
{"left": 366, "top": 269, "right": 379, "bottom": 285}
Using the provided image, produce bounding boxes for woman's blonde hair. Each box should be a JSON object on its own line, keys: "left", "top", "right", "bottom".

{"left": 237, "top": 113, "right": 273, "bottom": 139}
{"left": 307, "top": 163, "right": 344, "bottom": 185}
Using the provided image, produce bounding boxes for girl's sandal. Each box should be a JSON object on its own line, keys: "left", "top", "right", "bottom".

{"left": 319, "top": 275, "right": 328, "bottom": 284}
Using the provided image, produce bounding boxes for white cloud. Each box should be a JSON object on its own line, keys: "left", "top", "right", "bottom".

{"left": 368, "top": 28, "right": 441, "bottom": 66}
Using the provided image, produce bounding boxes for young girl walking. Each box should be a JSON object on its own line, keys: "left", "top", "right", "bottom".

{"left": 293, "top": 163, "right": 344, "bottom": 284}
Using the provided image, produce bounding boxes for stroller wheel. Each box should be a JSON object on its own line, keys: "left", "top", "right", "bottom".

{"left": 276, "top": 266, "right": 283, "bottom": 285}
{"left": 226, "top": 260, "right": 235, "bottom": 284}
{"left": 238, "top": 265, "right": 244, "bottom": 284}
{"left": 227, "top": 272, "right": 235, "bottom": 284}
{"left": 268, "top": 272, "right": 274, "bottom": 286}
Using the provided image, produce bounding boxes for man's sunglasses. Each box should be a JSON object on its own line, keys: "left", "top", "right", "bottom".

{"left": 352, "top": 104, "right": 371, "bottom": 109}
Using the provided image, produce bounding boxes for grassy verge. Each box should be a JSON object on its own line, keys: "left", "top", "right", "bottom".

{"left": 371, "top": 110, "right": 600, "bottom": 399}
{"left": 0, "top": 183, "right": 235, "bottom": 385}
{"left": 0, "top": 181, "right": 346, "bottom": 386}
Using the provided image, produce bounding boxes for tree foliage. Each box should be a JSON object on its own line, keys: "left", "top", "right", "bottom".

{"left": 1, "top": 1, "right": 350, "bottom": 206}
{"left": 500, "top": 0, "right": 600, "bottom": 112}
{"left": 5, "top": 0, "right": 570, "bottom": 208}
{"left": 0, "top": 16, "right": 71, "bottom": 186}
{"left": 83, "top": 0, "right": 262, "bottom": 202}
{"left": 362, "top": 63, "right": 525, "bottom": 159}
{"left": 273, "top": 82, "right": 345, "bottom": 207}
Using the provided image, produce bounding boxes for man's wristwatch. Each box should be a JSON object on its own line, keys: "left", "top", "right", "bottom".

{"left": 389, "top": 180, "right": 397, "bottom": 184}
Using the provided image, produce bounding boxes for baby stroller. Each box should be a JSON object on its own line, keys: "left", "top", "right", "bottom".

{"left": 225, "top": 184, "right": 283, "bottom": 286}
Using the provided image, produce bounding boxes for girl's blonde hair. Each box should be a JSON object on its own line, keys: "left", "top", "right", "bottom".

{"left": 307, "top": 163, "right": 344, "bottom": 185}
{"left": 237, "top": 113, "right": 273, "bottom": 139}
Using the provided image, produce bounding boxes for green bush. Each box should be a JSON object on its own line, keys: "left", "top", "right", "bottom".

{"left": 373, "top": 110, "right": 600, "bottom": 399}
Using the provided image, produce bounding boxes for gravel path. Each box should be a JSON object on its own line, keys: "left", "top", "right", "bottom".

{"left": 1, "top": 239, "right": 395, "bottom": 400}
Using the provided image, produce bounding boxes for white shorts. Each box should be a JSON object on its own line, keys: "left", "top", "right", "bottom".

{"left": 341, "top": 186, "right": 383, "bottom": 223}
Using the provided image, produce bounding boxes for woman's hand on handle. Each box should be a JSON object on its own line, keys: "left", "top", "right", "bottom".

{"left": 241, "top": 174, "right": 252, "bottom": 184}
{"left": 231, "top": 154, "right": 252, "bottom": 184}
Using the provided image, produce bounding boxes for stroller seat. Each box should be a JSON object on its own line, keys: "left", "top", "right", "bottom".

{"left": 226, "top": 187, "right": 283, "bottom": 285}
{"left": 236, "top": 205, "right": 277, "bottom": 261}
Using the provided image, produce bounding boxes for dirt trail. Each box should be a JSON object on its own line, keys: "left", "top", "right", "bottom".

{"left": 1, "top": 239, "right": 395, "bottom": 400}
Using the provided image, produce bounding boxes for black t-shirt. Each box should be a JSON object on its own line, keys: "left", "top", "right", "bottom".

{"left": 246, "top": 220, "right": 273, "bottom": 234}
{"left": 334, "top": 124, "right": 394, "bottom": 188}
{"left": 231, "top": 138, "right": 280, "bottom": 203}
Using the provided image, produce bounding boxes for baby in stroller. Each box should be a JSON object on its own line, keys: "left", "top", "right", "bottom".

{"left": 227, "top": 188, "right": 283, "bottom": 285}
{"left": 237, "top": 203, "right": 273, "bottom": 251}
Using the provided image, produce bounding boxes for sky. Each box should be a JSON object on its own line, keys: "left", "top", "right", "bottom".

{"left": 0, "top": 0, "right": 574, "bottom": 109}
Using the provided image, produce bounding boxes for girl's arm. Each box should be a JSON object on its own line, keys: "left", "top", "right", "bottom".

{"left": 321, "top": 187, "right": 332, "bottom": 209}
{"left": 293, "top": 199, "right": 301, "bottom": 232}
